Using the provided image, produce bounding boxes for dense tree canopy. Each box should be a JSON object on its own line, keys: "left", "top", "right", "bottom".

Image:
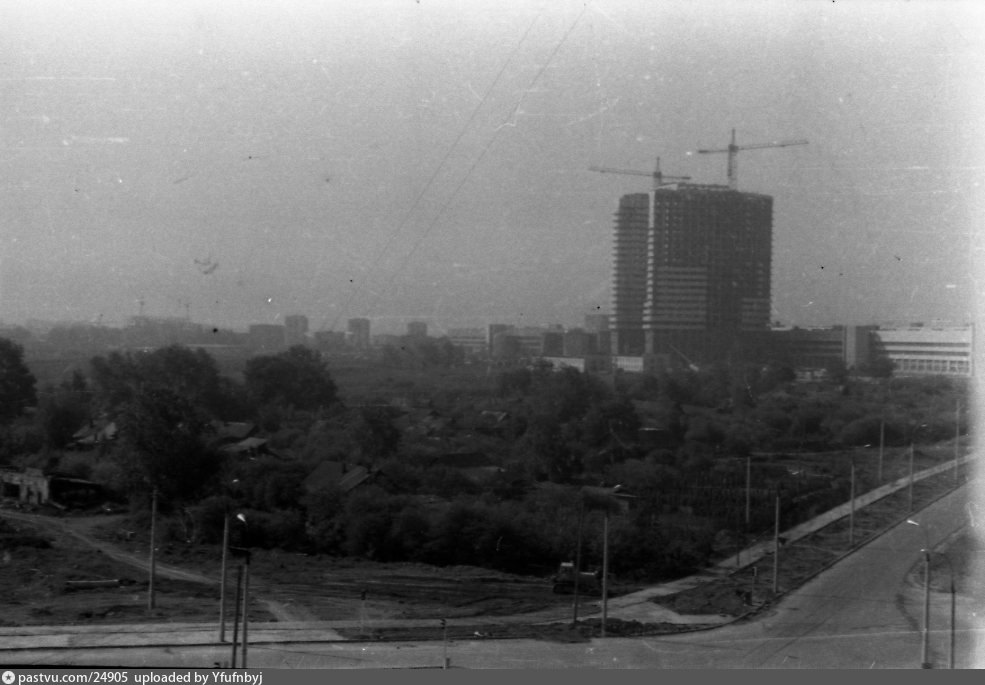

{"left": 36, "top": 382, "right": 91, "bottom": 449}
{"left": 90, "top": 345, "right": 236, "bottom": 418}
{"left": 244, "top": 345, "right": 338, "bottom": 411}
{"left": 0, "top": 337, "right": 37, "bottom": 422}
{"left": 115, "top": 385, "right": 221, "bottom": 501}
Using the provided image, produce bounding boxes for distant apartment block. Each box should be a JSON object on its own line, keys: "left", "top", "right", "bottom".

{"left": 124, "top": 315, "right": 204, "bottom": 348}
{"left": 284, "top": 315, "right": 309, "bottom": 347}
{"left": 248, "top": 324, "right": 286, "bottom": 354}
{"left": 541, "top": 355, "right": 610, "bottom": 374}
{"left": 373, "top": 333, "right": 402, "bottom": 348}
{"left": 514, "top": 327, "right": 549, "bottom": 357}
{"left": 347, "top": 318, "right": 371, "bottom": 350}
{"left": 407, "top": 321, "right": 428, "bottom": 338}
{"left": 542, "top": 331, "right": 564, "bottom": 357}
{"left": 313, "top": 330, "right": 346, "bottom": 351}
{"left": 486, "top": 324, "right": 513, "bottom": 353}
{"left": 563, "top": 328, "right": 594, "bottom": 357}
{"left": 490, "top": 330, "right": 521, "bottom": 360}
{"left": 584, "top": 313, "right": 610, "bottom": 333}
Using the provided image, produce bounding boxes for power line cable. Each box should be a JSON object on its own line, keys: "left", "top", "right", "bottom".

{"left": 366, "top": 4, "right": 588, "bottom": 321}
{"left": 321, "top": 8, "right": 546, "bottom": 333}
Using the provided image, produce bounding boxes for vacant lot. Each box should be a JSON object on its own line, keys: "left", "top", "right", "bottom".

{"left": 0, "top": 508, "right": 576, "bottom": 627}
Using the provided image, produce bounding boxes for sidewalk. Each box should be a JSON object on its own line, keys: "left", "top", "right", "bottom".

{"left": 549, "top": 453, "right": 973, "bottom": 626}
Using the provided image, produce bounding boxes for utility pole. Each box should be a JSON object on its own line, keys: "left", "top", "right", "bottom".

{"left": 601, "top": 510, "right": 610, "bottom": 638}
{"left": 441, "top": 618, "right": 449, "bottom": 669}
{"left": 241, "top": 551, "right": 250, "bottom": 669}
{"left": 878, "top": 418, "right": 885, "bottom": 483}
{"left": 909, "top": 441, "right": 915, "bottom": 513}
{"left": 849, "top": 460, "right": 856, "bottom": 547}
{"left": 772, "top": 494, "right": 780, "bottom": 594}
{"left": 571, "top": 503, "right": 585, "bottom": 625}
{"left": 148, "top": 487, "right": 157, "bottom": 611}
{"left": 360, "top": 589, "right": 367, "bottom": 634}
{"left": 954, "top": 399, "right": 961, "bottom": 486}
{"left": 745, "top": 456, "right": 751, "bottom": 527}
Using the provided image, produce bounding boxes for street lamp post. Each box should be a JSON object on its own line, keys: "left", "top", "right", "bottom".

{"left": 241, "top": 549, "right": 250, "bottom": 669}
{"left": 219, "top": 513, "right": 230, "bottom": 642}
{"left": 218, "top": 480, "right": 240, "bottom": 643}
{"left": 941, "top": 554, "right": 956, "bottom": 669}
{"left": 228, "top": 514, "right": 249, "bottom": 668}
{"left": 906, "top": 519, "right": 931, "bottom": 666}
{"left": 922, "top": 549, "right": 931, "bottom": 668}
{"left": 920, "top": 536, "right": 958, "bottom": 669}
{"left": 578, "top": 485, "right": 632, "bottom": 637}
{"left": 571, "top": 502, "right": 585, "bottom": 625}
{"left": 230, "top": 564, "right": 243, "bottom": 668}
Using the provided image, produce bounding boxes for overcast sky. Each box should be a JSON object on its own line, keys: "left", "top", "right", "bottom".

{"left": 2, "top": 0, "right": 983, "bottom": 334}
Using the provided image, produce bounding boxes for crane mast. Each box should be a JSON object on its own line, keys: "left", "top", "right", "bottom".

{"left": 697, "top": 128, "right": 808, "bottom": 190}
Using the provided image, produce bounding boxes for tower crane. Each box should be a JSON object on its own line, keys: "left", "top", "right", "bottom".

{"left": 588, "top": 157, "right": 690, "bottom": 191}
{"left": 696, "top": 128, "right": 808, "bottom": 190}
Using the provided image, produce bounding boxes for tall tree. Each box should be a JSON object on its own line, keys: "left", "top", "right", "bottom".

{"left": 36, "top": 384, "right": 91, "bottom": 449}
{"left": 115, "top": 385, "right": 220, "bottom": 501}
{"left": 0, "top": 337, "right": 37, "bottom": 422}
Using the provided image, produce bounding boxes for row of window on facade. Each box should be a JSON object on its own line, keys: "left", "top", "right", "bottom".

{"left": 895, "top": 358, "right": 970, "bottom": 374}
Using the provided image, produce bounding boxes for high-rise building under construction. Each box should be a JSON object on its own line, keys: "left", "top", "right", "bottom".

{"left": 610, "top": 183, "right": 773, "bottom": 364}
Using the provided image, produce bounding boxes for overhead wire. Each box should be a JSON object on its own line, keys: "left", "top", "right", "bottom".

{"left": 321, "top": 7, "right": 547, "bottom": 333}
{"left": 365, "top": 4, "right": 589, "bottom": 321}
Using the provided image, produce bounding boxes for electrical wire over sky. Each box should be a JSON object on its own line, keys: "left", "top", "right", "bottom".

{"left": 323, "top": 4, "right": 587, "bottom": 332}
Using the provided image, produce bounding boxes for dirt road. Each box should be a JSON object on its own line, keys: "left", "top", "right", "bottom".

{"left": 0, "top": 509, "right": 317, "bottom": 622}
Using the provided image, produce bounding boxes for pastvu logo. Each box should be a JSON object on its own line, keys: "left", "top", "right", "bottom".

{"left": 2, "top": 670, "right": 15, "bottom": 685}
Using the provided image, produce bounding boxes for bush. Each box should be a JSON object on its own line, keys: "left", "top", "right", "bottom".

{"left": 838, "top": 415, "right": 886, "bottom": 447}
{"left": 234, "top": 508, "right": 307, "bottom": 551}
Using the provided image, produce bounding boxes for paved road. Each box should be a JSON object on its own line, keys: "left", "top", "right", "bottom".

{"left": 3, "top": 483, "right": 981, "bottom": 668}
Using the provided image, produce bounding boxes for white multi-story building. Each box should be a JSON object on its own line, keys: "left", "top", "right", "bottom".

{"left": 871, "top": 324, "right": 973, "bottom": 377}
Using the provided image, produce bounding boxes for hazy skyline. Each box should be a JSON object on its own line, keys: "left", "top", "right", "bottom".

{"left": 2, "top": 0, "right": 982, "bottom": 335}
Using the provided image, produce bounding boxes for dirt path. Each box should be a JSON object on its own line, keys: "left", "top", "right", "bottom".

{"left": 1, "top": 510, "right": 216, "bottom": 584}
{"left": 0, "top": 509, "right": 316, "bottom": 622}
